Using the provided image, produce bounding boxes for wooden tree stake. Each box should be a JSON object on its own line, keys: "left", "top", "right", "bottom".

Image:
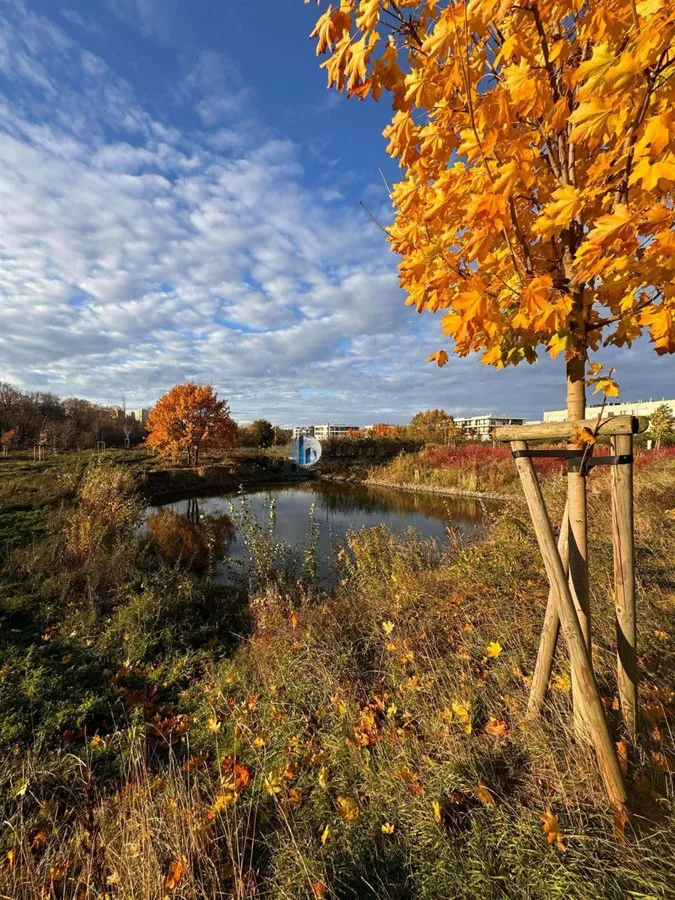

{"left": 511, "top": 441, "right": 627, "bottom": 808}
{"left": 527, "top": 502, "right": 568, "bottom": 718}
{"left": 611, "top": 434, "right": 638, "bottom": 738}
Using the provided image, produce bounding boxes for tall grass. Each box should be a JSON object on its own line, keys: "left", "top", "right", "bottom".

{"left": 1, "top": 457, "right": 674, "bottom": 898}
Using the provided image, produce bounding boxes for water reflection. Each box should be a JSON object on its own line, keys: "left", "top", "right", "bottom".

{"left": 147, "top": 498, "right": 235, "bottom": 573}
{"left": 298, "top": 480, "right": 485, "bottom": 525}
{"left": 146, "top": 480, "right": 489, "bottom": 583}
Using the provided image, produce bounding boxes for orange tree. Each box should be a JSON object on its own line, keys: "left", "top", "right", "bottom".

{"left": 307, "top": 0, "right": 675, "bottom": 798}
{"left": 146, "top": 383, "right": 237, "bottom": 466}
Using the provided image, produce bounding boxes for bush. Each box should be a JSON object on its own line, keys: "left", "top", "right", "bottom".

{"left": 324, "top": 435, "right": 424, "bottom": 461}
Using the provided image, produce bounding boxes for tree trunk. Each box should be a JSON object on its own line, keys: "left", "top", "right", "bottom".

{"left": 566, "top": 354, "right": 591, "bottom": 739}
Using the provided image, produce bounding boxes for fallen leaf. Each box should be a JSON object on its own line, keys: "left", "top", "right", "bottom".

{"left": 485, "top": 717, "right": 508, "bottom": 737}
{"left": 451, "top": 700, "right": 472, "bottom": 734}
{"left": 321, "top": 825, "right": 330, "bottom": 845}
{"left": 475, "top": 781, "right": 496, "bottom": 806}
{"left": 164, "top": 859, "right": 185, "bottom": 892}
{"left": 541, "top": 808, "right": 566, "bottom": 851}
{"left": 486, "top": 641, "right": 502, "bottom": 658}
{"left": 234, "top": 764, "right": 252, "bottom": 792}
{"left": 31, "top": 828, "right": 50, "bottom": 850}
{"left": 381, "top": 822, "right": 395, "bottom": 834}
{"left": 313, "top": 880, "right": 327, "bottom": 899}
{"left": 336, "top": 796, "right": 359, "bottom": 821}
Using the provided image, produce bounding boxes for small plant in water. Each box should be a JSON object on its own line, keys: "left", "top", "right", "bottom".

{"left": 228, "top": 492, "right": 323, "bottom": 596}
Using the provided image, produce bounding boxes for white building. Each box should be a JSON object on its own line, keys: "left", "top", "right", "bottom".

{"left": 543, "top": 398, "right": 675, "bottom": 424}
{"left": 292, "top": 424, "right": 360, "bottom": 440}
{"left": 292, "top": 426, "right": 314, "bottom": 439}
{"left": 455, "top": 415, "right": 524, "bottom": 440}
{"left": 132, "top": 408, "right": 152, "bottom": 425}
{"left": 312, "top": 424, "right": 360, "bottom": 441}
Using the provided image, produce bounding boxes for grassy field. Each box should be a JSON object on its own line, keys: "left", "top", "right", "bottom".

{"left": 0, "top": 451, "right": 674, "bottom": 898}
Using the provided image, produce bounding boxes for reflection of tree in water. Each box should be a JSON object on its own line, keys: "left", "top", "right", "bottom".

{"left": 307, "top": 481, "right": 485, "bottom": 525}
{"left": 147, "top": 499, "right": 235, "bottom": 573}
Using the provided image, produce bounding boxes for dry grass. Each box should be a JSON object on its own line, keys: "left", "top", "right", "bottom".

{"left": 1, "top": 458, "right": 674, "bottom": 898}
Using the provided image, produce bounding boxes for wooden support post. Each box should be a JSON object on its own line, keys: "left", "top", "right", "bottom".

{"left": 511, "top": 441, "right": 627, "bottom": 808}
{"left": 611, "top": 434, "right": 638, "bottom": 739}
{"left": 494, "top": 416, "right": 648, "bottom": 442}
{"left": 527, "top": 503, "right": 568, "bottom": 718}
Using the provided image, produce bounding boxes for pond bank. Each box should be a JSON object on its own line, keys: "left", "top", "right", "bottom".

{"left": 322, "top": 473, "right": 516, "bottom": 503}
{"left": 141, "top": 457, "right": 311, "bottom": 503}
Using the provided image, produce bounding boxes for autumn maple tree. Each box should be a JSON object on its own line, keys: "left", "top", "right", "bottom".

{"left": 307, "top": 0, "right": 675, "bottom": 800}
{"left": 146, "top": 383, "right": 237, "bottom": 466}
{"left": 308, "top": 0, "right": 674, "bottom": 380}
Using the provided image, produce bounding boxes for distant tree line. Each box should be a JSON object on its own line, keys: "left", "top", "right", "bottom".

{"left": 0, "top": 383, "right": 295, "bottom": 456}
{"left": 0, "top": 383, "right": 144, "bottom": 450}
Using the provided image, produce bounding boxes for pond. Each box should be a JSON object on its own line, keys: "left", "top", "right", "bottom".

{"left": 145, "top": 480, "right": 489, "bottom": 584}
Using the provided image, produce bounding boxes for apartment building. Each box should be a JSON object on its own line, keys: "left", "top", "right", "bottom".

{"left": 543, "top": 398, "right": 675, "bottom": 424}
{"left": 292, "top": 424, "right": 359, "bottom": 441}
{"left": 455, "top": 414, "right": 524, "bottom": 440}
{"left": 132, "top": 408, "right": 152, "bottom": 425}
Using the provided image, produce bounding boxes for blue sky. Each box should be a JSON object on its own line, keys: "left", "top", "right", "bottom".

{"left": 0, "top": 0, "right": 671, "bottom": 425}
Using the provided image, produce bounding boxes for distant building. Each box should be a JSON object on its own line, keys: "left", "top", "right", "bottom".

{"left": 455, "top": 414, "right": 524, "bottom": 441}
{"left": 292, "top": 426, "right": 315, "bottom": 439}
{"left": 312, "top": 424, "right": 360, "bottom": 441}
{"left": 543, "top": 398, "right": 675, "bottom": 424}
{"left": 292, "top": 424, "right": 359, "bottom": 441}
{"left": 132, "top": 408, "right": 152, "bottom": 426}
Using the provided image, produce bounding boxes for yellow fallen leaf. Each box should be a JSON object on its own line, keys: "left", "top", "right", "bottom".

{"left": 552, "top": 672, "right": 571, "bottom": 692}
{"left": 212, "top": 790, "right": 237, "bottom": 812}
{"left": 321, "top": 825, "right": 330, "bottom": 845}
{"left": 451, "top": 700, "right": 472, "bottom": 734}
{"left": 475, "top": 781, "right": 496, "bottom": 806}
{"left": 432, "top": 800, "right": 442, "bottom": 823}
{"left": 382, "top": 620, "right": 395, "bottom": 635}
{"left": 336, "top": 796, "right": 359, "bottom": 821}
{"left": 541, "top": 808, "right": 566, "bottom": 851}
{"left": 486, "top": 641, "right": 502, "bottom": 658}
{"left": 381, "top": 822, "right": 395, "bottom": 834}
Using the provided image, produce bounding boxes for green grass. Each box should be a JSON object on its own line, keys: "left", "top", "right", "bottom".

{"left": 0, "top": 453, "right": 674, "bottom": 898}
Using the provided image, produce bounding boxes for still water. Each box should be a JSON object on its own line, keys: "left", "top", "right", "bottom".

{"left": 146, "top": 480, "right": 487, "bottom": 582}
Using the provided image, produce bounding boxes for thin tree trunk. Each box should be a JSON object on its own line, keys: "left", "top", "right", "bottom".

{"left": 566, "top": 353, "right": 591, "bottom": 739}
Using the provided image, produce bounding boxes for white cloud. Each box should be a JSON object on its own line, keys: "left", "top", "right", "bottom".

{"left": 105, "top": 0, "right": 177, "bottom": 41}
